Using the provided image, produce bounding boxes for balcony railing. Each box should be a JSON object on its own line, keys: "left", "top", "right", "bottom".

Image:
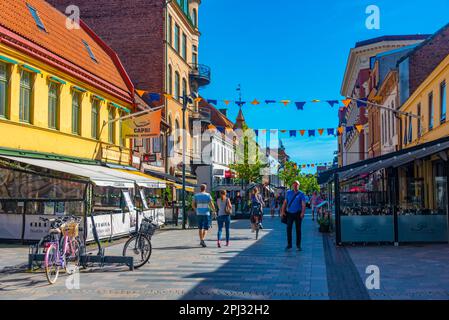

{"left": 190, "top": 63, "right": 211, "bottom": 87}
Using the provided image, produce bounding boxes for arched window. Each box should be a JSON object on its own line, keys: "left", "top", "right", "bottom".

{"left": 168, "top": 65, "right": 173, "bottom": 95}
{"left": 174, "top": 71, "right": 180, "bottom": 101}
{"left": 175, "top": 119, "right": 181, "bottom": 150}
{"left": 192, "top": 8, "right": 197, "bottom": 27}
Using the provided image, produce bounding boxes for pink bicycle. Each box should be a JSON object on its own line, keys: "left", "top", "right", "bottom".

{"left": 41, "top": 216, "right": 81, "bottom": 284}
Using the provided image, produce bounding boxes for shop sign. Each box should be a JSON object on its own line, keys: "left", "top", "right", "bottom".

{"left": 143, "top": 154, "right": 157, "bottom": 163}
{"left": 111, "top": 212, "right": 131, "bottom": 237}
{"left": 86, "top": 214, "right": 112, "bottom": 241}
{"left": 24, "top": 215, "right": 52, "bottom": 240}
{"left": 122, "top": 109, "right": 162, "bottom": 139}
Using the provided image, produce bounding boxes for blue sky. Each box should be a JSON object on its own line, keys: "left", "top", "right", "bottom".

{"left": 198, "top": 0, "right": 449, "bottom": 173}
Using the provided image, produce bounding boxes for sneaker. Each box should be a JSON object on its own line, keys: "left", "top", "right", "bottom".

{"left": 285, "top": 246, "right": 292, "bottom": 251}
{"left": 225, "top": 242, "right": 230, "bottom": 247}
{"left": 217, "top": 241, "right": 221, "bottom": 248}
{"left": 259, "top": 223, "right": 263, "bottom": 229}
{"left": 200, "top": 240, "right": 207, "bottom": 248}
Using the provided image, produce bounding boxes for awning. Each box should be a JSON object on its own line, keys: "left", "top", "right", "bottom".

{"left": 174, "top": 184, "right": 195, "bottom": 192}
{"left": 115, "top": 169, "right": 166, "bottom": 188}
{"left": 318, "top": 136, "right": 449, "bottom": 184}
{"left": 1, "top": 156, "right": 136, "bottom": 188}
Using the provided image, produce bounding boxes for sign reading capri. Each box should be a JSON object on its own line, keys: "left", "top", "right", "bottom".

{"left": 122, "top": 109, "right": 162, "bottom": 139}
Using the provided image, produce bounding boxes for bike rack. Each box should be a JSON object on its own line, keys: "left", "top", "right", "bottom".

{"left": 28, "top": 214, "right": 134, "bottom": 271}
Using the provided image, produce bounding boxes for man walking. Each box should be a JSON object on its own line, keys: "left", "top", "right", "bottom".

{"left": 192, "top": 184, "right": 216, "bottom": 247}
{"left": 281, "top": 180, "right": 306, "bottom": 251}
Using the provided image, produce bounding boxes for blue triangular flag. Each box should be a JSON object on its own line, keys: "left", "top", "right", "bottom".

{"left": 295, "top": 102, "right": 306, "bottom": 110}
{"left": 308, "top": 130, "right": 315, "bottom": 137}
{"left": 326, "top": 100, "right": 339, "bottom": 107}
{"left": 149, "top": 93, "right": 161, "bottom": 102}
{"left": 327, "top": 128, "right": 335, "bottom": 136}
{"left": 346, "top": 126, "right": 354, "bottom": 133}
{"left": 254, "top": 129, "right": 259, "bottom": 136}
{"left": 289, "top": 130, "right": 297, "bottom": 137}
{"left": 356, "top": 98, "right": 367, "bottom": 108}
{"left": 265, "top": 100, "right": 276, "bottom": 104}
{"left": 236, "top": 101, "right": 246, "bottom": 107}
{"left": 207, "top": 99, "right": 218, "bottom": 105}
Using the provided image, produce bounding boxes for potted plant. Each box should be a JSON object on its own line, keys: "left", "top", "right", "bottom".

{"left": 318, "top": 212, "right": 331, "bottom": 233}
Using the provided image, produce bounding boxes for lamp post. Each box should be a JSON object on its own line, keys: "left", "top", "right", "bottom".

{"left": 182, "top": 90, "right": 188, "bottom": 230}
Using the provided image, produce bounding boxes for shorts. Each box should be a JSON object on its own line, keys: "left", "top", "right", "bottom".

{"left": 197, "top": 215, "right": 212, "bottom": 230}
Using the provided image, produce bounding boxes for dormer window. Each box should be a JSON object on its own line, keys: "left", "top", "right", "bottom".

{"left": 27, "top": 3, "right": 46, "bottom": 32}
{"left": 82, "top": 40, "right": 98, "bottom": 63}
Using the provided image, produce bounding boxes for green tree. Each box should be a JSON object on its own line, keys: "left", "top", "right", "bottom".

{"left": 230, "top": 125, "right": 267, "bottom": 187}
{"left": 279, "top": 161, "right": 320, "bottom": 194}
{"left": 279, "top": 161, "right": 301, "bottom": 187}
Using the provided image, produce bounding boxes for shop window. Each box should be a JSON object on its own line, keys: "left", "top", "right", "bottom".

{"left": 72, "top": 91, "right": 81, "bottom": 135}
{"left": 0, "top": 62, "right": 8, "bottom": 118}
{"left": 140, "top": 188, "right": 164, "bottom": 208}
{"left": 93, "top": 186, "right": 133, "bottom": 213}
{"left": 0, "top": 167, "right": 86, "bottom": 200}
{"left": 48, "top": 82, "right": 59, "bottom": 129}
{"left": 20, "top": 70, "right": 33, "bottom": 123}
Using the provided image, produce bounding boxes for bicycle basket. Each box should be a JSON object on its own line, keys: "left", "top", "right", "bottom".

{"left": 61, "top": 222, "right": 79, "bottom": 237}
{"left": 139, "top": 218, "right": 157, "bottom": 236}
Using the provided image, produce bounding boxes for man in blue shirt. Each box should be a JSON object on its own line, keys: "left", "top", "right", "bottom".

{"left": 281, "top": 180, "right": 306, "bottom": 251}
{"left": 192, "top": 184, "right": 216, "bottom": 247}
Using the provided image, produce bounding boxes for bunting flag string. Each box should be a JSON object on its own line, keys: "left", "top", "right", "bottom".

{"left": 247, "top": 125, "right": 366, "bottom": 137}
{"left": 135, "top": 91, "right": 370, "bottom": 111}
{"left": 298, "top": 162, "right": 334, "bottom": 168}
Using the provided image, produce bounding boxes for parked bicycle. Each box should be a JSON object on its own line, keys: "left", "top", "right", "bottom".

{"left": 40, "top": 216, "right": 82, "bottom": 284}
{"left": 122, "top": 217, "right": 157, "bottom": 269}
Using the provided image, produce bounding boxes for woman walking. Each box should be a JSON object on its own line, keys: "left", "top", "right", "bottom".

{"left": 216, "top": 190, "right": 232, "bottom": 247}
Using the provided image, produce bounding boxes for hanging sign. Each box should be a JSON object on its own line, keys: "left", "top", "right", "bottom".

{"left": 122, "top": 109, "right": 162, "bottom": 139}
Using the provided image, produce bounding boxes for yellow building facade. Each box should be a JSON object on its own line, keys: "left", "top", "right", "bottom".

{"left": 0, "top": 0, "right": 135, "bottom": 165}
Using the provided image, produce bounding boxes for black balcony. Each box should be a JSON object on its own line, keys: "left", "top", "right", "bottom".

{"left": 190, "top": 63, "right": 211, "bottom": 87}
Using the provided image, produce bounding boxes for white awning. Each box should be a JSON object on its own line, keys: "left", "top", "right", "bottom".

{"left": 1, "top": 156, "right": 136, "bottom": 188}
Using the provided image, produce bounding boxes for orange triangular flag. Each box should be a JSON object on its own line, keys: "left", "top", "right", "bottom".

{"left": 302, "top": 165, "right": 306, "bottom": 168}
{"left": 311, "top": 164, "right": 315, "bottom": 168}
{"left": 318, "top": 129, "right": 324, "bottom": 136}
{"left": 224, "top": 100, "right": 230, "bottom": 106}
{"left": 281, "top": 100, "right": 290, "bottom": 106}
{"left": 208, "top": 124, "right": 217, "bottom": 131}
{"left": 194, "top": 97, "right": 203, "bottom": 103}
{"left": 342, "top": 99, "right": 351, "bottom": 107}
{"left": 136, "top": 90, "right": 147, "bottom": 96}
{"left": 251, "top": 99, "right": 260, "bottom": 105}
{"left": 164, "top": 93, "right": 173, "bottom": 100}
{"left": 280, "top": 130, "right": 287, "bottom": 133}
{"left": 312, "top": 99, "right": 321, "bottom": 103}
{"left": 337, "top": 127, "right": 344, "bottom": 135}
{"left": 261, "top": 129, "right": 267, "bottom": 134}
{"left": 299, "top": 130, "right": 306, "bottom": 136}
{"left": 355, "top": 124, "right": 363, "bottom": 133}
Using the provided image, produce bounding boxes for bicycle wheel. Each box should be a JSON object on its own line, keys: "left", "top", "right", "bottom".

{"left": 123, "top": 234, "right": 152, "bottom": 269}
{"left": 65, "top": 238, "right": 81, "bottom": 274}
{"left": 44, "top": 244, "right": 60, "bottom": 285}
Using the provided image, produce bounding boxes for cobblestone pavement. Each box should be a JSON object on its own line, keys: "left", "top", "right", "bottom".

{"left": 0, "top": 211, "right": 330, "bottom": 300}
{"left": 347, "top": 244, "right": 449, "bottom": 300}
